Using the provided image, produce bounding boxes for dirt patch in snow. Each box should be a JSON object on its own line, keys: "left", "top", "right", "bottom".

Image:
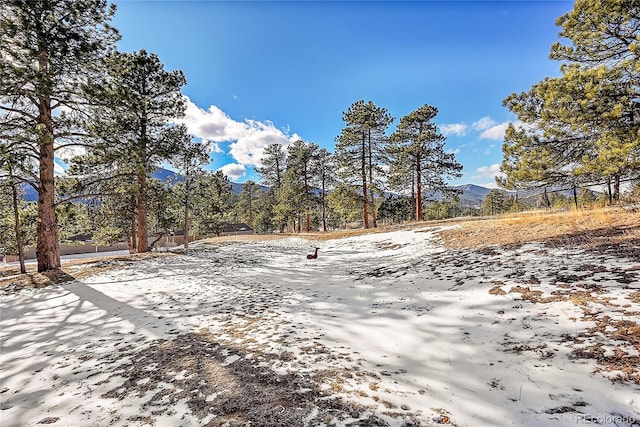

{"left": 99, "top": 330, "right": 390, "bottom": 427}
{"left": 491, "top": 263, "right": 640, "bottom": 385}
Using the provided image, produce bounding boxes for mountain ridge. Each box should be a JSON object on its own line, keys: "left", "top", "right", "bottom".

{"left": 17, "top": 168, "right": 493, "bottom": 205}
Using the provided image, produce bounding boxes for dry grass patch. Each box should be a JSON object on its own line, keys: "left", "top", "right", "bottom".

{"left": 508, "top": 285, "right": 544, "bottom": 302}
{"left": 439, "top": 207, "right": 640, "bottom": 252}
{"left": 489, "top": 283, "right": 507, "bottom": 295}
{"left": 570, "top": 316, "right": 640, "bottom": 384}
{"left": 204, "top": 224, "right": 419, "bottom": 244}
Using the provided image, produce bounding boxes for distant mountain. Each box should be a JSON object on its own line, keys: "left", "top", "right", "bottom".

{"left": 229, "top": 181, "right": 242, "bottom": 193}
{"left": 152, "top": 168, "right": 184, "bottom": 184}
{"left": 453, "top": 184, "right": 492, "bottom": 206}
{"left": 17, "top": 168, "right": 496, "bottom": 205}
{"left": 18, "top": 168, "right": 265, "bottom": 201}
{"left": 421, "top": 184, "right": 492, "bottom": 207}
{"left": 21, "top": 182, "right": 39, "bottom": 202}
{"left": 151, "top": 168, "right": 269, "bottom": 194}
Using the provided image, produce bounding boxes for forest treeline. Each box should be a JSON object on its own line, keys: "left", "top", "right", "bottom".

{"left": 1, "top": 0, "right": 639, "bottom": 273}
{"left": 0, "top": 0, "right": 463, "bottom": 272}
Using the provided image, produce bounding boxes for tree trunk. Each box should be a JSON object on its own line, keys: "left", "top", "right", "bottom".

{"left": 183, "top": 171, "right": 191, "bottom": 249}
{"left": 304, "top": 169, "right": 311, "bottom": 232}
{"left": 415, "top": 154, "right": 423, "bottom": 221}
{"left": 10, "top": 169, "right": 26, "bottom": 274}
{"left": 573, "top": 186, "right": 578, "bottom": 209}
{"left": 411, "top": 171, "right": 416, "bottom": 221}
{"left": 613, "top": 174, "right": 620, "bottom": 202}
{"left": 184, "top": 197, "right": 189, "bottom": 249}
{"left": 321, "top": 177, "right": 327, "bottom": 232}
{"left": 137, "top": 170, "right": 148, "bottom": 252}
{"left": 361, "top": 131, "right": 369, "bottom": 229}
{"left": 367, "top": 129, "right": 377, "bottom": 228}
{"left": 546, "top": 188, "right": 551, "bottom": 208}
{"left": 248, "top": 191, "right": 253, "bottom": 226}
{"left": 129, "top": 209, "right": 137, "bottom": 254}
{"left": 36, "top": 95, "right": 61, "bottom": 272}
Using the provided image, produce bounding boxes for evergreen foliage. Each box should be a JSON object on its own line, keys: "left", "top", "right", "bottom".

{"left": 335, "top": 100, "right": 393, "bottom": 229}
{"left": 190, "top": 171, "right": 234, "bottom": 236}
{"left": 169, "top": 136, "right": 210, "bottom": 249}
{"left": 500, "top": 0, "right": 640, "bottom": 200}
{"left": 0, "top": 0, "right": 119, "bottom": 271}
{"left": 389, "top": 104, "right": 463, "bottom": 221}
{"left": 69, "top": 49, "right": 187, "bottom": 252}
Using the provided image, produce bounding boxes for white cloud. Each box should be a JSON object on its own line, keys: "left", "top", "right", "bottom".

{"left": 54, "top": 161, "right": 66, "bottom": 176}
{"left": 479, "top": 122, "right": 510, "bottom": 140}
{"left": 478, "top": 119, "right": 537, "bottom": 141}
{"left": 179, "top": 96, "right": 299, "bottom": 167}
{"left": 473, "top": 163, "right": 504, "bottom": 181}
{"left": 477, "top": 181, "right": 501, "bottom": 189}
{"left": 229, "top": 120, "right": 300, "bottom": 166}
{"left": 440, "top": 123, "right": 468, "bottom": 137}
{"left": 54, "top": 144, "right": 86, "bottom": 162}
{"left": 210, "top": 142, "right": 224, "bottom": 153}
{"left": 218, "top": 163, "right": 246, "bottom": 181}
{"left": 472, "top": 116, "right": 498, "bottom": 131}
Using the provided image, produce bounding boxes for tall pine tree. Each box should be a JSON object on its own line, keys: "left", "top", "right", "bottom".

{"left": 389, "top": 104, "right": 462, "bottom": 221}
{"left": 0, "top": 0, "right": 119, "bottom": 271}
{"left": 78, "top": 49, "right": 187, "bottom": 252}
{"left": 169, "top": 132, "right": 210, "bottom": 249}
{"left": 255, "top": 143, "right": 287, "bottom": 232}
{"left": 335, "top": 100, "right": 393, "bottom": 229}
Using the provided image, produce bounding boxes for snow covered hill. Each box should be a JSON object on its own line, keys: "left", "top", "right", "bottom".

{"left": 1, "top": 226, "right": 638, "bottom": 426}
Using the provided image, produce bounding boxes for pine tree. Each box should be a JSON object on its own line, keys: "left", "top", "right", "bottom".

{"left": 145, "top": 178, "right": 179, "bottom": 249}
{"left": 311, "top": 148, "right": 336, "bottom": 232}
{"left": 284, "top": 139, "right": 318, "bottom": 232}
{"left": 79, "top": 49, "right": 187, "bottom": 252}
{"left": 389, "top": 104, "right": 462, "bottom": 221}
{"left": 0, "top": 158, "right": 28, "bottom": 272}
{"left": 482, "top": 189, "right": 513, "bottom": 216}
{"left": 191, "top": 171, "right": 234, "bottom": 236}
{"left": 237, "top": 180, "right": 262, "bottom": 229}
{"left": 169, "top": 132, "right": 210, "bottom": 249}
{"left": 500, "top": 0, "right": 640, "bottom": 199}
{"left": 274, "top": 168, "right": 304, "bottom": 232}
{"left": 255, "top": 143, "right": 287, "bottom": 232}
{"left": 255, "top": 143, "right": 286, "bottom": 188}
{"left": 0, "top": 0, "right": 119, "bottom": 271}
{"left": 252, "top": 190, "right": 275, "bottom": 233}
{"left": 335, "top": 100, "right": 393, "bottom": 229}
{"left": 327, "top": 183, "right": 362, "bottom": 229}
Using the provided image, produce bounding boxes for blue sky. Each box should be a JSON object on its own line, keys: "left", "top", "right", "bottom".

{"left": 111, "top": 0, "right": 573, "bottom": 187}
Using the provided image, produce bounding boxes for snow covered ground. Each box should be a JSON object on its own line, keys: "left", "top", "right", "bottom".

{"left": 1, "top": 226, "right": 639, "bottom": 426}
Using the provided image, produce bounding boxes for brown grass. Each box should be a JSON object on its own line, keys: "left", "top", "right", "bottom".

{"left": 210, "top": 206, "right": 640, "bottom": 253}
{"left": 203, "top": 223, "right": 419, "bottom": 244}
{"left": 439, "top": 206, "right": 640, "bottom": 251}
